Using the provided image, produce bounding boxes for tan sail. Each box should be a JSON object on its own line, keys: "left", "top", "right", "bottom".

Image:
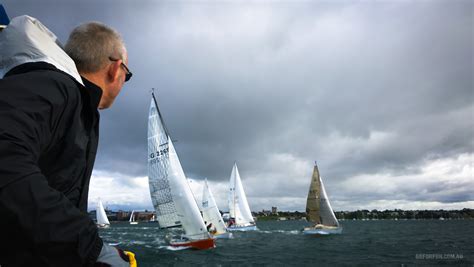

{"left": 306, "top": 164, "right": 322, "bottom": 224}
{"left": 305, "top": 163, "right": 339, "bottom": 227}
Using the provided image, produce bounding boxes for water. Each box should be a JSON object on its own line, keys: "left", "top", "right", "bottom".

{"left": 99, "top": 220, "right": 474, "bottom": 266}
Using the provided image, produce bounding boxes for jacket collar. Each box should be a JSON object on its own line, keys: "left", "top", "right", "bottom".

{"left": 81, "top": 77, "right": 102, "bottom": 110}
{"left": 5, "top": 61, "right": 102, "bottom": 110}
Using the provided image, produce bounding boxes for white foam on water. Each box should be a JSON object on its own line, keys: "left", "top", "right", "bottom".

{"left": 152, "top": 237, "right": 168, "bottom": 245}
{"left": 158, "top": 245, "right": 190, "bottom": 251}
{"left": 275, "top": 230, "right": 300, "bottom": 235}
{"left": 259, "top": 230, "right": 301, "bottom": 235}
{"left": 287, "top": 230, "right": 300, "bottom": 235}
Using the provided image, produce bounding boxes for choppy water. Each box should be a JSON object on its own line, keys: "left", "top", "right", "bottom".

{"left": 99, "top": 220, "right": 474, "bottom": 266}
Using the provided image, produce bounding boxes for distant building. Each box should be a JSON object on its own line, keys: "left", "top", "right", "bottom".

{"left": 272, "top": 206, "right": 278, "bottom": 215}
{"left": 135, "top": 211, "right": 155, "bottom": 222}
{"left": 116, "top": 210, "right": 131, "bottom": 221}
{"left": 261, "top": 209, "right": 271, "bottom": 216}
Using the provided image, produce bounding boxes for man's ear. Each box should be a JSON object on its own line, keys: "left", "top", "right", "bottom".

{"left": 107, "top": 60, "right": 121, "bottom": 82}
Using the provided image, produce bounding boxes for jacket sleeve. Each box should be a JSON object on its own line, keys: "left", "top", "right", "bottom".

{"left": 0, "top": 77, "right": 103, "bottom": 266}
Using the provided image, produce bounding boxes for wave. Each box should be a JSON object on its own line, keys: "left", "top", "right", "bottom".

{"left": 158, "top": 245, "right": 190, "bottom": 251}
{"left": 258, "top": 230, "right": 301, "bottom": 235}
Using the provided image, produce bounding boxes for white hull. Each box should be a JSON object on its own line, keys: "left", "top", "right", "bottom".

{"left": 130, "top": 222, "right": 138, "bottom": 225}
{"left": 303, "top": 226, "right": 342, "bottom": 235}
{"left": 97, "top": 224, "right": 110, "bottom": 229}
{"left": 227, "top": 224, "right": 258, "bottom": 232}
{"left": 213, "top": 232, "right": 233, "bottom": 239}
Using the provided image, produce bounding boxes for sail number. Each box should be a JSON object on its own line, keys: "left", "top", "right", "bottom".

{"left": 149, "top": 147, "right": 169, "bottom": 164}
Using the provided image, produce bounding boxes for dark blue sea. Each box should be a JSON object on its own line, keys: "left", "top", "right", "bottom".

{"left": 99, "top": 220, "right": 473, "bottom": 266}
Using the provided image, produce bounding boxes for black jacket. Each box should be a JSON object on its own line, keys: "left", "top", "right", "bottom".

{"left": 0, "top": 62, "right": 103, "bottom": 266}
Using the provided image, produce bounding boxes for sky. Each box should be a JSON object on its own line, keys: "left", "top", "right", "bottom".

{"left": 2, "top": 0, "right": 473, "bottom": 212}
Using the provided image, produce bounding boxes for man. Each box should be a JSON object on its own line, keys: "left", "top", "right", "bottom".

{"left": 0, "top": 16, "right": 134, "bottom": 266}
{"left": 206, "top": 222, "right": 213, "bottom": 232}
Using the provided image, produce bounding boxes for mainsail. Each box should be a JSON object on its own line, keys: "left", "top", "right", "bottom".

{"left": 147, "top": 94, "right": 180, "bottom": 228}
{"left": 96, "top": 199, "right": 110, "bottom": 226}
{"left": 147, "top": 92, "right": 209, "bottom": 240}
{"left": 306, "top": 163, "right": 339, "bottom": 227}
{"left": 129, "top": 210, "right": 137, "bottom": 223}
{"left": 129, "top": 210, "right": 134, "bottom": 222}
{"left": 201, "top": 178, "right": 227, "bottom": 235}
{"left": 228, "top": 163, "right": 254, "bottom": 226}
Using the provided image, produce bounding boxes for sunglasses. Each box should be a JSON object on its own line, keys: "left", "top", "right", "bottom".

{"left": 109, "top": 57, "right": 133, "bottom": 82}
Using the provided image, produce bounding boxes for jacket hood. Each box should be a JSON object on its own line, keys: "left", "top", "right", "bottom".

{"left": 0, "top": 15, "right": 83, "bottom": 85}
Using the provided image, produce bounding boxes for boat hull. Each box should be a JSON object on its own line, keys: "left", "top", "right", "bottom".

{"left": 303, "top": 226, "right": 342, "bottom": 235}
{"left": 170, "top": 238, "right": 215, "bottom": 250}
{"left": 227, "top": 224, "right": 258, "bottom": 232}
{"left": 97, "top": 224, "right": 110, "bottom": 229}
{"left": 213, "top": 232, "right": 233, "bottom": 239}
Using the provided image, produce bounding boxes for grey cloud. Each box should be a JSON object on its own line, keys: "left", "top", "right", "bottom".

{"left": 2, "top": 0, "right": 472, "bottom": 209}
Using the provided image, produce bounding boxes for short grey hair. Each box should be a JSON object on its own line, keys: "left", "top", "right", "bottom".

{"left": 65, "top": 22, "right": 126, "bottom": 73}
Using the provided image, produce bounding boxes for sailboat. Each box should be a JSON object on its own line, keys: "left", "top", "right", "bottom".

{"left": 303, "top": 162, "right": 342, "bottom": 235}
{"left": 148, "top": 214, "right": 158, "bottom": 223}
{"left": 201, "top": 179, "right": 232, "bottom": 239}
{"left": 147, "top": 91, "right": 215, "bottom": 250}
{"left": 129, "top": 210, "right": 138, "bottom": 225}
{"left": 227, "top": 163, "right": 257, "bottom": 231}
{"left": 96, "top": 199, "right": 110, "bottom": 228}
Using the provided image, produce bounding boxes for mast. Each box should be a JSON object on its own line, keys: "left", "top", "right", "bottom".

{"left": 151, "top": 89, "right": 170, "bottom": 138}
{"left": 233, "top": 162, "right": 236, "bottom": 220}
{"left": 229, "top": 162, "right": 238, "bottom": 220}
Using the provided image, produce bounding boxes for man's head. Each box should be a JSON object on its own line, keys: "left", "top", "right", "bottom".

{"left": 65, "top": 22, "right": 130, "bottom": 109}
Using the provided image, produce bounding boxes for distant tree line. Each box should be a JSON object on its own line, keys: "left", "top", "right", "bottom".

{"left": 335, "top": 208, "right": 474, "bottom": 220}
{"left": 254, "top": 209, "right": 474, "bottom": 220}
{"left": 90, "top": 208, "right": 474, "bottom": 222}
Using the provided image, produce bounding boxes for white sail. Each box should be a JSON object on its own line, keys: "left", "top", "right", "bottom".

{"left": 129, "top": 210, "right": 138, "bottom": 224}
{"left": 201, "top": 179, "right": 227, "bottom": 235}
{"left": 167, "top": 138, "right": 209, "bottom": 240}
{"left": 319, "top": 177, "right": 339, "bottom": 227}
{"left": 96, "top": 199, "right": 110, "bottom": 226}
{"left": 228, "top": 163, "right": 254, "bottom": 226}
{"left": 147, "top": 97, "right": 180, "bottom": 228}
{"left": 147, "top": 93, "right": 209, "bottom": 240}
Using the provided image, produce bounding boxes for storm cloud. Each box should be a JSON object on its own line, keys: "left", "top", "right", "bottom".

{"left": 3, "top": 0, "right": 473, "bottom": 211}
